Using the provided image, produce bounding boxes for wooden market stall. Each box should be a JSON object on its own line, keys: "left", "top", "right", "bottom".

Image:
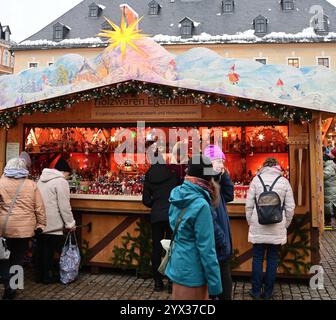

{"left": 0, "top": 86, "right": 327, "bottom": 277}
{"left": 1, "top": 18, "right": 335, "bottom": 277}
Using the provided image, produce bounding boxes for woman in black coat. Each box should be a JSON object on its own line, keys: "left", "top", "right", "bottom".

{"left": 142, "top": 150, "right": 186, "bottom": 292}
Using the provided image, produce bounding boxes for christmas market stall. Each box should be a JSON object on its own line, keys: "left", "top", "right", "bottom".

{"left": 1, "top": 16, "right": 336, "bottom": 278}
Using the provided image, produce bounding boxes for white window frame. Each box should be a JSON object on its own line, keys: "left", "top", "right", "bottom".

{"left": 28, "top": 62, "right": 39, "bottom": 69}
{"left": 89, "top": 5, "right": 99, "bottom": 17}
{"left": 149, "top": 1, "right": 159, "bottom": 15}
{"left": 282, "top": 0, "right": 294, "bottom": 11}
{"left": 3, "top": 49, "right": 10, "bottom": 67}
{"left": 53, "top": 25, "right": 64, "bottom": 41}
{"left": 180, "top": 20, "right": 193, "bottom": 37}
{"left": 223, "top": 0, "right": 234, "bottom": 13}
{"left": 316, "top": 56, "right": 331, "bottom": 68}
{"left": 287, "top": 57, "right": 300, "bottom": 68}
{"left": 254, "top": 17, "right": 267, "bottom": 34}
{"left": 254, "top": 57, "right": 268, "bottom": 65}
{"left": 101, "top": 21, "right": 113, "bottom": 31}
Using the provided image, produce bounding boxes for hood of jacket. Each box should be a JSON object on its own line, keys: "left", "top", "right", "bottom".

{"left": 169, "top": 180, "right": 211, "bottom": 209}
{"left": 39, "top": 168, "right": 65, "bottom": 183}
{"left": 146, "top": 164, "right": 175, "bottom": 184}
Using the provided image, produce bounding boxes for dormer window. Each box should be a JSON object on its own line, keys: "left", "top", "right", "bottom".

{"left": 281, "top": 0, "right": 294, "bottom": 11}
{"left": 0, "top": 25, "right": 11, "bottom": 42}
{"left": 53, "top": 23, "right": 70, "bottom": 41}
{"left": 253, "top": 15, "right": 268, "bottom": 35}
{"left": 179, "top": 17, "right": 194, "bottom": 38}
{"left": 4, "top": 27, "right": 11, "bottom": 42}
{"left": 89, "top": 3, "right": 103, "bottom": 18}
{"left": 313, "top": 14, "right": 329, "bottom": 34}
{"left": 222, "top": 0, "right": 234, "bottom": 13}
{"left": 101, "top": 21, "right": 114, "bottom": 31}
{"left": 148, "top": 1, "right": 161, "bottom": 15}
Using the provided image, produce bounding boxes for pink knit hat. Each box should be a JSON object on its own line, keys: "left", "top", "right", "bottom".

{"left": 204, "top": 145, "right": 226, "bottom": 161}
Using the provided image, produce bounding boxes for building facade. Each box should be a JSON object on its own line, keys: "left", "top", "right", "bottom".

{"left": 0, "top": 22, "right": 14, "bottom": 75}
{"left": 11, "top": 0, "right": 336, "bottom": 73}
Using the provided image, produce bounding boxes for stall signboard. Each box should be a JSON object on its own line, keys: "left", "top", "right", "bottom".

{"left": 92, "top": 96, "right": 202, "bottom": 120}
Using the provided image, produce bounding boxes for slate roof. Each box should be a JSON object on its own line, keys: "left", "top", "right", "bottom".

{"left": 13, "top": 0, "right": 336, "bottom": 49}
{"left": 0, "top": 22, "right": 11, "bottom": 42}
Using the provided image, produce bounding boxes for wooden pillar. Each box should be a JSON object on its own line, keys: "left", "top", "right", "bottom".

{"left": 0, "top": 128, "right": 6, "bottom": 174}
{"left": 321, "top": 117, "right": 334, "bottom": 145}
{"left": 309, "top": 112, "right": 324, "bottom": 232}
{"left": 288, "top": 122, "right": 309, "bottom": 211}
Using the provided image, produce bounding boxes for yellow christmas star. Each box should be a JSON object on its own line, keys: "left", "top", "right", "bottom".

{"left": 98, "top": 15, "right": 149, "bottom": 60}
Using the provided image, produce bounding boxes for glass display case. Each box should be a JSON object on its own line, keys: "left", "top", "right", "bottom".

{"left": 24, "top": 124, "right": 289, "bottom": 203}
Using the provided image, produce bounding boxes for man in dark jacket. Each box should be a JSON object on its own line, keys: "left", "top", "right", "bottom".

{"left": 204, "top": 145, "right": 234, "bottom": 300}
{"left": 142, "top": 152, "right": 185, "bottom": 292}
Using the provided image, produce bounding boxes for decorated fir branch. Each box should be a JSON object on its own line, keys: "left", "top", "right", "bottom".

{"left": 0, "top": 80, "right": 313, "bottom": 129}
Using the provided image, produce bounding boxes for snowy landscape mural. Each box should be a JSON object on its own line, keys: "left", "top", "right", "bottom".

{"left": 1, "top": 36, "right": 336, "bottom": 113}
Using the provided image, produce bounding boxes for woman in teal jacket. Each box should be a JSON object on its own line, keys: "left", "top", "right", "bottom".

{"left": 165, "top": 155, "right": 223, "bottom": 300}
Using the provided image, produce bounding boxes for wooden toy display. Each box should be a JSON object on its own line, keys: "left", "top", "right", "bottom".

{"left": 24, "top": 125, "right": 289, "bottom": 201}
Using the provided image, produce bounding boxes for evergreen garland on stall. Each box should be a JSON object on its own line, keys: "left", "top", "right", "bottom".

{"left": 111, "top": 219, "right": 153, "bottom": 279}
{"left": 0, "top": 80, "right": 313, "bottom": 129}
{"left": 278, "top": 214, "right": 314, "bottom": 275}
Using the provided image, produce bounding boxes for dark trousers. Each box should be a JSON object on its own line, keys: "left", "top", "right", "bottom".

{"left": 252, "top": 244, "right": 280, "bottom": 298}
{"left": 218, "top": 260, "right": 233, "bottom": 300}
{"left": 33, "top": 234, "right": 64, "bottom": 284}
{"left": 151, "top": 221, "right": 172, "bottom": 282}
{"left": 0, "top": 238, "right": 30, "bottom": 290}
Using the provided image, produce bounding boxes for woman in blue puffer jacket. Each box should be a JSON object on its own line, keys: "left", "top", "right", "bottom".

{"left": 165, "top": 155, "right": 222, "bottom": 300}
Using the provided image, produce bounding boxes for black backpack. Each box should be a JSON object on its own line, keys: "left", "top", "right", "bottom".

{"left": 255, "top": 175, "right": 284, "bottom": 225}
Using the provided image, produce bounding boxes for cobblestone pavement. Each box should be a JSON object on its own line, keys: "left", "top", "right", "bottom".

{"left": 1, "top": 231, "right": 336, "bottom": 300}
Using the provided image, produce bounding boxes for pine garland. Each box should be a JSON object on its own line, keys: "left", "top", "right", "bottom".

{"left": 0, "top": 80, "right": 313, "bottom": 128}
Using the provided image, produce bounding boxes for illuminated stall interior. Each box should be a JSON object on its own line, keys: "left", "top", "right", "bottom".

{"left": 25, "top": 124, "right": 289, "bottom": 202}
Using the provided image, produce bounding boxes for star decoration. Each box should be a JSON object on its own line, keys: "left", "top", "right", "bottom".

{"left": 98, "top": 15, "right": 149, "bottom": 60}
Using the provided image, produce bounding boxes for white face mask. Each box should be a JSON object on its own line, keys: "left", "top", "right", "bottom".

{"left": 62, "top": 172, "right": 70, "bottom": 179}
{"left": 212, "top": 159, "right": 225, "bottom": 174}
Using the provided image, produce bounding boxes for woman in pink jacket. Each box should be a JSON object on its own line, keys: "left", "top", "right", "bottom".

{"left": 245, "top": 157, "right": 295, "bottom": 300}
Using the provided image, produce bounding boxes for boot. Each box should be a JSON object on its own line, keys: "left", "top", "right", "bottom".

{"left": 2, "top": 288, "right": 17, "bottom": 300}
{"left": 167, "top": 280, "right": 172, "bottom": 294}
{"left": 154, "top": 279, "right": 164, "bottom": 292}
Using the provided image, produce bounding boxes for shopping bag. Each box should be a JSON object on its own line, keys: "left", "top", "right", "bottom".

{"left": 158, "top": 239, "right": 171, "bottom": 275}
{"left": 0, "top": 237, "right": 10, "bottom": 260}
{"left": 59, "top": 231, "right": 81, "bottom": 284}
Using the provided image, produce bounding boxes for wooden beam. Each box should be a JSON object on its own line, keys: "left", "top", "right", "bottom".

{"left": 86, "top": 216, "right": 138, "bottom": 262}
{"left": 321, "top": 117, "right": 334, "bottom": 145}
{"left": 309, "top": 113, "right": 324, "bottom": 231}
{"left": 0, "top": 129, "right": 6, "bottom": 174}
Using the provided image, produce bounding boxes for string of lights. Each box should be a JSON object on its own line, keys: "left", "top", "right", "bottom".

{"left": 0, "top": 80, "right": 313, "bottom": 129}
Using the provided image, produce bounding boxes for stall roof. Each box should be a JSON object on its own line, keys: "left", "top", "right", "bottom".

{"left": 1, "top": 37, "right": 336, "bottom": 114}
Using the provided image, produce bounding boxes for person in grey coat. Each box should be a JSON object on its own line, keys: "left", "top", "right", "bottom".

{"left": 35, "top": 156, "right": 76, "bottom": 284}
